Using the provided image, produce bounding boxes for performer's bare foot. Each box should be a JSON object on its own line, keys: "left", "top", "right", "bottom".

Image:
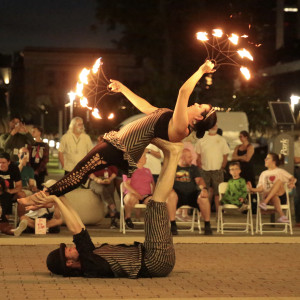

{"left": 18, "top": 193, "right": 40, "bottom": 206}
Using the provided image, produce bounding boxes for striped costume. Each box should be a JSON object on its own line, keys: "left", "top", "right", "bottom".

{"left": 92, "top": 200, "right": 175, "bottom": 278}
{"left": 48, "top": 108, "right": 173, "bottom": 197}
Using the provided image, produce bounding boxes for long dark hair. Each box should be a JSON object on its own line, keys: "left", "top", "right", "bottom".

{"left": 194, "top": 105, "right": 217, "bottom": 138}
{"left": 240, "top": 130, "right": 251, "bottom": 142}
{"left": 268, "top": 152, "right": 285, "bottom": 166}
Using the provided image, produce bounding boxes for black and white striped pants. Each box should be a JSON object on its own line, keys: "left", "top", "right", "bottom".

{"left": 142, "top": 200, "right": 175, "bottom": 277}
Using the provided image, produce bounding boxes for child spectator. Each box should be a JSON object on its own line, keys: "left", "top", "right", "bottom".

{"left": 122, "top": 152, "right": 154, "bottom": 229}
{"left": 247, "top": 153, "right": 296, "bottom": 223}
{"left": 220, "top": 162, "right": 248, "bottom": 211}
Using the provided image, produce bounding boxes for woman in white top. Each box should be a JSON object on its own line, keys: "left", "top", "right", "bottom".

{"left": 247, "top": 152, "right": 296, "bottom": 223}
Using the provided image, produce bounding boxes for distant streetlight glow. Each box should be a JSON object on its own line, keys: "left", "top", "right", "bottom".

{"left": 284, "top": 7, "right": 298, "bottom": 12}
{"left": 290, "top": 95, "right": 300, "bottom": 111}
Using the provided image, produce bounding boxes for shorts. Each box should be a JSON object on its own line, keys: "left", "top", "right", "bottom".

{"left": 279, "top": 193, "right": 287, "bottom": 204}
{"left": 200, "top": 169, "right": 224, "bottom": 194}
{"left": 174, "top": 189, "right": 200, "bottom": 209}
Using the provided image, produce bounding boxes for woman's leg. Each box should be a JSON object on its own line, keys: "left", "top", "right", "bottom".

{"left": 263, "top": 180, "right": 285, "bottom": 204}
{"left": 269, "top": 196, "right": 285, "bottom": 217}
{"left": 19, "top": 142, "right": 126, "bottom": 205}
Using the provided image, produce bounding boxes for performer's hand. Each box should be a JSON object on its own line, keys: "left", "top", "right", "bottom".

{"left": 200, "top": 60, "right": 215, "bottom": 74}
{"left": 108, "top": 79, "right": 124, "bottom": 93}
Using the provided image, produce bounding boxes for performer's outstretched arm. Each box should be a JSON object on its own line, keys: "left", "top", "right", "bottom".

{"left": 109, "top": 80, "right": 158, "bottom": 115}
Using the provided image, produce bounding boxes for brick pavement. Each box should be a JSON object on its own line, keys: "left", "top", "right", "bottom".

{"left": 0, "top": 242, "right": 300, "bottom": 300}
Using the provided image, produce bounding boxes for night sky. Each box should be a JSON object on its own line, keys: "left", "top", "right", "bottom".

{"left": 0, "top": 0, "right": 119, "bottom": 54}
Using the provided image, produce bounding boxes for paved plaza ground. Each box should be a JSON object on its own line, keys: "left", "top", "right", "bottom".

{"left": 1, "top": 220, "right": 300, "bottom": 300}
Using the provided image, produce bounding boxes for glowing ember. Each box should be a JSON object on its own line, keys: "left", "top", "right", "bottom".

{"left": 80, "top": 97, "right": 92, "bottom": 110}
{"left": 108, "top": 113, "right": 114, "bottom": 119}
{"left": 79, "top": 68, "right": 90, "bottom": 84}
{"left": 212, "top": 29, "right": 223, "bottom": 37}
{"left": 228, "top": 33, "right": 239, "bottom": 45}
{"left": 241, "top": 35, "right": 248, "bottom": 38}
{"left": 76, "top": 83, "right": 84, "bottom": 97}
{"left": 92, "top": 58, "right": 102, "bottom": 74}
{"left": 237, "top": 48, "right": 253, "bottom": 61}
{"left": 92, "top": 108, "right": 102, "bottom": 119}
{"left": 196, "top": 32, "right": 209, "bottom": 41}
{"left": 240, "top": 67, "right": 251, "bottom": 80}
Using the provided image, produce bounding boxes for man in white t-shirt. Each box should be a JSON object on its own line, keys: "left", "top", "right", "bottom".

{"left": 195, "top": 124, "right": 230, "bottom": 212}
{"left": 59, "top": 117, "right": 93, "bottom": 175}
{"left": 144, "top": 144, "right": 163, "bottom": 183}
{"left": 294, "top": 136, "right": 300, "bottom": 226}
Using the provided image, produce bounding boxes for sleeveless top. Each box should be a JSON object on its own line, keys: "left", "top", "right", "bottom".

{"left": 237, "top": 144, "right": 255, "bottom": 185}
{"left": 104, "top": 108, "right": 173, "bottom": 176}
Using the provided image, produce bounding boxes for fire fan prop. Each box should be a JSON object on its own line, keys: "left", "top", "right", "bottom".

{"left": 72, "top": 58, "right": 115, "bottom": 119}
{"left": 196, "top": 29, "right": 254, "bottom": 80}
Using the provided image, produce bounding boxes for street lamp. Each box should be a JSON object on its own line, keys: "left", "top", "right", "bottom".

{"left": 67, "top": 91, "right": 76, "bottom": 120}
{"left": 290, "top": 94, "right": 300, "bottom": 112}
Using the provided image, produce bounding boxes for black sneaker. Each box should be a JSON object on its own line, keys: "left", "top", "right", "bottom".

{"left": 125, "top": 218, "right": 134, "bottom": 229}
{"left": 204, "top": 227, "right": 213, "bottom": 235}
{"left": 171, "top": 223, "right": 178, "bottom": 236}
{"left": 110, "top": 217, "right": 118, "bottom": 229}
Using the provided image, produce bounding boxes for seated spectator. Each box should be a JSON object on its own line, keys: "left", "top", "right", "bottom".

{"left": 123, "top": 152, "right": 154, "bottom": 229}
{"left": 29, "top": 126, "right": 49, "bottom": 190}
{"left": 220, "top": 161, "right": 248, "bottom": 211}
{"left": 0, "top": 117, "right": 34, "bottom": 162}
{"left": 0, "top": 152, "right": 25, "bottom": 221}
{"left": 167, "top": 149, "right": 212, "bottom": 236}
{"left": 247, "top": 153, "right": 297, "bottom": 223}
{"left": 15, "top": 179, "right": 62, "bottom": 235}
{"left": 17, "top": 147, "right": 38, "bottom": 195}
{"left": 89, "top": 166, "right": 119, "bottom": 229}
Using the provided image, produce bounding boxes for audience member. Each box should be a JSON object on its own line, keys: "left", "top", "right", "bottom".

{"left": 122, "top": 152, "right": 154, "bottom": 229}
{"left": 89, "top": 166, "right": 119, "bottom": 229}
{"left": 294, "top": 135, "right": 300, "bottom": 227}
{"left": 167, "top": 149, "right": 212, "bottom": 236}
{"left": 29, "top": 126, "right": 49, "bottom": 190}
{"left": 58, "top": 117, "right": 93, "bottom": 175}
{"left": 195, "top": 123, "right": 230, "bottom": 212}
{"left": 144, "top": 144, "right": 163, "bottom": 183}
{"left": 232, "top": 131, "right": 255, "bottom": 186}
{"left": 0, "top": 152, "right": 24, "bottom": 221}
{"left": 0, "top": 117, "right": 34, "bottom": 162}
{"left": 17, "top": 147, "right": 38, "bottom": 195}
{"left": 247, "top": 153, "right": 296, "bottom": 223}
{"left": 15, "top": 179, "right": 62, "bottom": 235}
{"left": 220, "top": 161, "right": 248, "bottom": 211}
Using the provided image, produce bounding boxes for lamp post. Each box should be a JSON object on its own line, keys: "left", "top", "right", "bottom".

{"left": 67, "top": 91, "right": 76, "bottom": 121}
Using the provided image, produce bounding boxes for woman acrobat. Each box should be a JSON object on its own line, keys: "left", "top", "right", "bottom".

{"left": 19, "top": 60, "right": 217, "bottom": 203}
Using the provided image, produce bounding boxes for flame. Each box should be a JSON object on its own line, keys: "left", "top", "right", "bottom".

{"left": 80, "top": 97, "right": 92, "bottom": 110}
{"left": 79, "top": 68, "right": 90, "bottom": 84}
{"left": 76, "top": 83, "right": 84, "bottom": 97}
{"left": 92, "top": 108, "right": 102, "bottom": 119}
{"left": 228, "top": 33, "right": 239, "bottom": 45}
{"left": 240, "top": 67, "right": 251, "bottom": 80}
{"left": 196, "top": 32, "right": 209, "bottom": 41}
{"left": 237, "top": 48, "right": 253, "bottom": 61}
{"left": 68, "top": 91, "right": 76, "bottom": 102}
{"left": 108, "top": 113, "right": 114, "bottom": 119}
{"left": 92, "top": 58, "right": 102, "bottom": 74}
{"left": 212, "top": 29, "right": 223, "bottom": 37}
{"left": 241, "top": 35, "right": 248, "bottom": 38}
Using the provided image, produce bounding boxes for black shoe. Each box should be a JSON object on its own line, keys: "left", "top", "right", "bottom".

{"left": 110, "top": 217, "right": 118, "bottom": 229}
{"left": 171, "top": 223, "right": 178, "bottom": 236}
{"left": 204, "top": 227, "right": 213, "bottom": 235}
{"left": 125, "top": 218, "right": 134, "bottom": 229}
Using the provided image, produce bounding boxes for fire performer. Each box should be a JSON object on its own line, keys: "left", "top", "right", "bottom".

{"left": 19, "top": 60, "right": 217, "bottom": 214}
{"left": 31, "top": 138, "right": 183, "bottom": 277}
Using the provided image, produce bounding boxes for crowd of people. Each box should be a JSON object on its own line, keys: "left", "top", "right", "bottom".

{"left": 0, "top": 105, "right": 300, "bottom": 236}
{"left": 0, "top": 114, "right": 298, "bottom": 238}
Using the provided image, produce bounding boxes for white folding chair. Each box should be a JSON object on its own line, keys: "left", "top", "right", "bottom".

{"left": 176, "top": 205, "right": 201, "bottom": 234}
{"left": 119, "top": 182, "right": 147, "bottom": 234}
{"left": 217, "top": 182, "right": 254, "bottom": 235}
{"left": 255, "top": 183, "right": 293, "bottom": 235}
